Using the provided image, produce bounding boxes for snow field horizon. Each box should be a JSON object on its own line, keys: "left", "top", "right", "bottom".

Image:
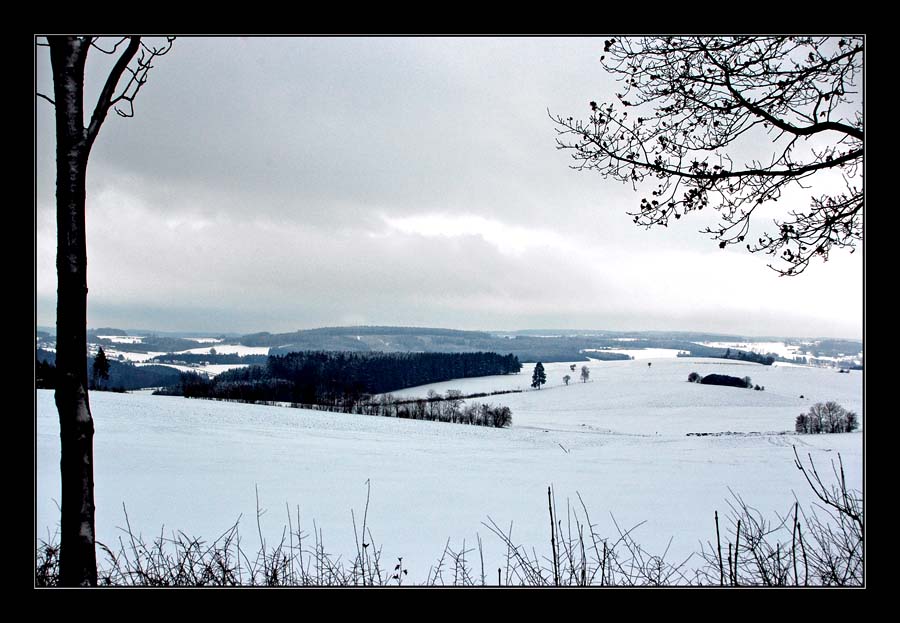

{"left": 36, "top": 357, "right": 863, "bottom": 584}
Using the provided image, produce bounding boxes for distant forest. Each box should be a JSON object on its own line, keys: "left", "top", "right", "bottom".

{"left": 679, "top": 348, "right": 776, "bottom": 366}
{"left": 244, "top": 326, "right": 632, "bottom": 363}
{"left": 801, "top": 339, "right": 863, "bottom": 359}
{"left": 88, "top": 335, "right": 213, "bottom": 354}
{"left": 76, "top": 329, "right": 238, "bottom": 354}
{"left": 35, "top": 350, "right": 182, "bottom": 391}
{"left": 236, "top": 326, "right": 841, "bottom": 364}
{"left": 166, "top": 351, "right": 522, "bottom": 406}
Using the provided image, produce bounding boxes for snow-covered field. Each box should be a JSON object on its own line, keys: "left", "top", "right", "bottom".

{"left": 132, "top": 362, "right": 250, "bottom": 377}
{"left": 94, "top": 335, "right": 225, "bottom": 345}
{"left": 98, "top": 349, "right": 168, "bottom": 363}
{"left": 36, "top": 357, "right": 863, "bottom": 583}
{"left": 174, "top": 345, "right": 271, "bottom": 356}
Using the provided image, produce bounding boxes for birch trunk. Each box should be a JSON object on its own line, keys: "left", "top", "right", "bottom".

{"left": 49, "top": 36, "right": 96, "bottom": 587}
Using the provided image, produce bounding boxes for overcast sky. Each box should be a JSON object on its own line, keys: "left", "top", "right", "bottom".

{"left": 35, "top": 37, "right": 864, "bottom": 339}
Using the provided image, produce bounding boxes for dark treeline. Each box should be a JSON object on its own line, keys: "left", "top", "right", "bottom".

{"left": 172, "top": 387, "right": 515, "bottom": 428}
{"left": 36, "top": 359, "right": 57, "bottom": 389}
{"left": 237, "top": 326, "right": 804, "bottom": 364}
{"left": 248, "top": 327, "right": 634, "bottom": 363}
{"left": 171, "top": 351, "right": 521, "bottom": 406}
{"left": 35, "top": 355, "right": 182, "bottom": 391}
{"left": 97, "top": 361, "right": 182, "bottom": 391}
{"left": 506, "top": 341, "right": 630, "bottom": 363}
{"left": 269, "top": 351, "right": 522, "bottom": 399}
{"left": 36, "top": 348, "right": 56, "bottom": 365}
{"left": 678, "top": 347, "right": 776, "bottom": 365}
{"left": 804, "top": 339, "right": 862, "bottom": 359}
{"left": 696, "top": 373, "right": 755, "bottom": 389}
{"left": 720, "top": 349, "right": 775, "bottom": 366}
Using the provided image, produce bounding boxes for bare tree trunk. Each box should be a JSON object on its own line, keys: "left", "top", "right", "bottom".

{"left": 44, "top": 34, "right": 164, "bottom": 586}
{"left": 49, "top": 36, "right": 97, "bottom": 587}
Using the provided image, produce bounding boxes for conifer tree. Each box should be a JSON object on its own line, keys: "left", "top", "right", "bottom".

{"left": 91, "top": 347, "right": 110, "bottom": 389}
{"left": 531, "top": 362, "right": 546, "bottom": 390}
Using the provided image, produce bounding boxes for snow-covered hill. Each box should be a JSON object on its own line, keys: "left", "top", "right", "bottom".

{"left": 36, "top": 356, "right": 862, "bottom": 583}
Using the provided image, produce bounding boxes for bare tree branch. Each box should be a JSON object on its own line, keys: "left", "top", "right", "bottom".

{"left": 89, "top": 36, "right": 129, "bottom": 55}
{"left": 552, "top": 36, "right": 864, "bottom": 276}
{"left": 86, "top": 36, "right": 175, "bottom": 144}
{"left": 86, "top": 37, "right": 141, "bottom": 145}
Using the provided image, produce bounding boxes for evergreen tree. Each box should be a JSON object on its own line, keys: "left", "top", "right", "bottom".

{"left": 37, "top": 359, "right": 58, "bottom": 389}
{"left": 531, "top": 362, "right": 546, "bottom": 390}
{"left": 91, "top": 347, "right": 111, "bottom": 389}
{"left": 580, "top": 365, "right": 590, "bottom": 383}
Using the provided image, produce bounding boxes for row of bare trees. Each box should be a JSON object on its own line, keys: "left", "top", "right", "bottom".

{"left": 563, "top": 364, "right": 590, "bottom": 386}
{"left": 796, "top": 402, "right": 859, "bottom": 434}
{"left": 187, "top": 388, "right": 515, "bottom": 428}
{"left": 354, "top": 391, "right": 513, "bottom": 428}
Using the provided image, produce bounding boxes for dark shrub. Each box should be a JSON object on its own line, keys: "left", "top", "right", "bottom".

{"left": 700, "top": 374, "right": 750, "bottom": 388}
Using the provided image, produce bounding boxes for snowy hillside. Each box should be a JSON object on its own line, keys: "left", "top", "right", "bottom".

{"left": 36, "top": 357, "right": 862, "bottom": 583}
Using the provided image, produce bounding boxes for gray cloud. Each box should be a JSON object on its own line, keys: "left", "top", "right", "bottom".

{"left": 36, "top": 37, "right": 863, "bottom": 338}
